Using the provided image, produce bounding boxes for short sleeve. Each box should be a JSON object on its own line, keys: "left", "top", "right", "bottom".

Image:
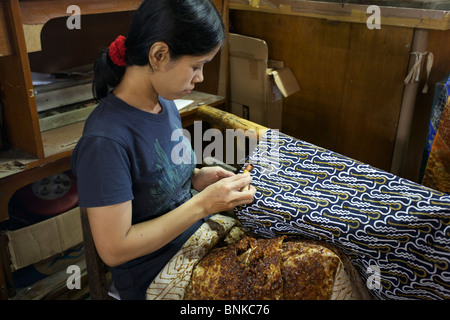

{"left": 72, "top": 135, "right": 133, "bottom": 208}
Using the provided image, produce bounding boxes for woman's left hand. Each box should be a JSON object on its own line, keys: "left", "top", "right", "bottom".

{"left": 191, "top": 166, "right": 235, "bottom": 192}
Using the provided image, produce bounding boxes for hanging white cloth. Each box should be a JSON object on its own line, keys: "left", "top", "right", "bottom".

{"left": 404, "top": 51, "right": 434, "bottom": 93}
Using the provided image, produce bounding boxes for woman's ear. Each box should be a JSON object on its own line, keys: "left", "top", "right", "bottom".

{"left": 148, "top": 42, "right": 170, "bottom": 71}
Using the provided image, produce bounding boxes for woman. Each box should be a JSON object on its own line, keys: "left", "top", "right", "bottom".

{"left": 71, "top": 0, "right": 255, "bottom": 300}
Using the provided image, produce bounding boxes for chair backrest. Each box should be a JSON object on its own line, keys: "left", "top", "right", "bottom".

{"left": 80, "top": 207, "right": 111, "bottom": 300}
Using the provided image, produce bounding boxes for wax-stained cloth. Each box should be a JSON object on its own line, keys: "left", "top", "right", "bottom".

{"left": 422, "top": 88, "right": 450, "bottom": 193}
{"left": 146, "top": 214, "right": 238, "bottom": 300}
{"left": 234, "top": 129, "right": 450, "bottom": 300}
{"left": 421, "top": 75, "right": 449, "bottom": 166}
{"left": 146, "top": 214, "right": 369, "bottom": 300}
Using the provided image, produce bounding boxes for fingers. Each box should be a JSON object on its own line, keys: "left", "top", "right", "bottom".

{"left": 198, "top": 172, "right": 256, "bottom": 214}
{"left": 228, "top": 185, "right": 256, "bottom": 210}
{"left": 230, "top": 174, "right": 256, "bottom": 200}
{"left": 215, "top": 173, "right": 255, "bottom": 197}
{"left": 215, "top": 166, "right": 235, "bottom": 179}
{"left": 223, "top": 172, "right": 252, "bottom": 191}
{"left": 239, "top": 185, "right": 256, "bottom": 202}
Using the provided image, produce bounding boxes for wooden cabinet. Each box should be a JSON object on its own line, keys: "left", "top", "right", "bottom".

{"left": 0, "top": 1, "right": 143, "bottom": 224}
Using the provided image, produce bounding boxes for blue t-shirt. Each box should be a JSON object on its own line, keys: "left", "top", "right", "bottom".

{"left": 71, "top": 93, "right": 200, "bottom": 299}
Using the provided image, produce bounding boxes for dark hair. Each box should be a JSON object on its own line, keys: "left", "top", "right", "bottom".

{"left": 93, "top": 0, "right": 225, "bottom": 100}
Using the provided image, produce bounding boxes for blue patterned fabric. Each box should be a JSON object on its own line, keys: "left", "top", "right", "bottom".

{"left": 234, "top": 129, "right": 450, "bottom": 300}
{"left": 420, "top": 74, "right": 450, "bottom": 181}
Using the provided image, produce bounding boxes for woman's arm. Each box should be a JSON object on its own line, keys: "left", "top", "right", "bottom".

{"left": 87, "top": 172, "right": 254, "bottom": 267}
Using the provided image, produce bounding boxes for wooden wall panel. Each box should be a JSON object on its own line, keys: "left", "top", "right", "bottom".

{"left": 337, "top": 23, "right": 412, "bottom": 170}
{"left": 230, "top": 10, "right": 413, "bottom": 172}
{"left": 195, "top": 0, "right": 229, "bottom": 98}
{"left": 0, "top": 0, "right": 43, "bottom": 158}
{"left": 0, "top": 2, "right": 13, "bottom": 57}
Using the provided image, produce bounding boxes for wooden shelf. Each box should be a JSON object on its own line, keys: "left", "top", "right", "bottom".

{"left": 41, "top": 120, "right": 84, "bottom": 158}
{"left": 230, "top": 0, "right": 450, "bottom": 30}
{"left": 40, "top": 91, "right": 225, "bottom": 159}
{"left": 2, "top": 1, "right": 140, "bottom": 56}
{"left": 19, "top": 0, "right": 142, "bottom": 25}
{"left": 0, "top": 2, "right": 13, "bottom": 56}
{"left": 19, "top": 0, "right": 143, "bottom": 53}
{"left": 0, "top": 91, "right": 224, "bottom": 178}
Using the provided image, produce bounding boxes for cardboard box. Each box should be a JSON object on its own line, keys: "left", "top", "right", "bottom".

{"left": 229, "top": 33, "right": 300, "bottom": 130}
{"left": 5, "top": 207, "right": 82, "bottom": 271}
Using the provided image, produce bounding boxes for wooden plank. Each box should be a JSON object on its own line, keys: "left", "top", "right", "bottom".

{"left": 180, "top": 92, "right": 226, "bottom": 127}
{"left": 81, "top": 208, "right": 110, "bottom": 300}
{"left": 39, "top": 103, "right": 97, "bottom": 132}
{"left": 390, "top": 29, "right": 428, "bottom": 176}
{"left": 230, "top": 0, "right": 450, "bottom": 30}
{"left": 338, "top": 23, "right": 413, "bottom": 171}
{"left": 0, "top": 233, "right": 15, "bottom": 298}
{"left": 12, "top": 260, "right": 88, "bottom": 300}
{"left": 41, "top": 120, "right": 84, "bottom": 158}
{"left": 0, "top": 0, "right": 44, "bottom": 158}
{"left": 0, "top": 2, "right": 13, "bottom": 56}
{"left": 19, "top": 0, "right": 142, "bottom": 25}
{"left": 197, "top": 105, "right": 268, "bottom": 140}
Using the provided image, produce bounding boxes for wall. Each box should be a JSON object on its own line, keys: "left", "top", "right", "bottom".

{"left": 230, "top": 9, "right": 450, "bottom": 181}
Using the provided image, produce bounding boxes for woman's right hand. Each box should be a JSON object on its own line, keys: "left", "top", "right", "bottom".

{"left": 194, "top": 172, "right": 256, "bottom": 216}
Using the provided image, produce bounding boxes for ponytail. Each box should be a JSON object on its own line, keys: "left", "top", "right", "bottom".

{"left": 92, "top": 0, "right": 225, "bottom": 101}
{"left": 92, "top": 47, "right": 126, "bottom": 101}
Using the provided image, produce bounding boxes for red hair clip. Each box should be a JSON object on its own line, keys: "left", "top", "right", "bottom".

{"left": 109, "top": 35, "right": 127, "bottom": 67}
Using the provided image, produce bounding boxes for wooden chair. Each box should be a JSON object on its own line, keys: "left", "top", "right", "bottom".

{"left": 80, "top": 207, "right": 115, "bottom": 300}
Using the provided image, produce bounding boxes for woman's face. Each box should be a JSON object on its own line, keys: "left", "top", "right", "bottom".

{"left": 152, "top": 45, "right": 221, "bottom": 101}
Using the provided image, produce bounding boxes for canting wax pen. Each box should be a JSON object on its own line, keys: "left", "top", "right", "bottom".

{"left": 241, "top": 163, "right": 254, "bottom": 191}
